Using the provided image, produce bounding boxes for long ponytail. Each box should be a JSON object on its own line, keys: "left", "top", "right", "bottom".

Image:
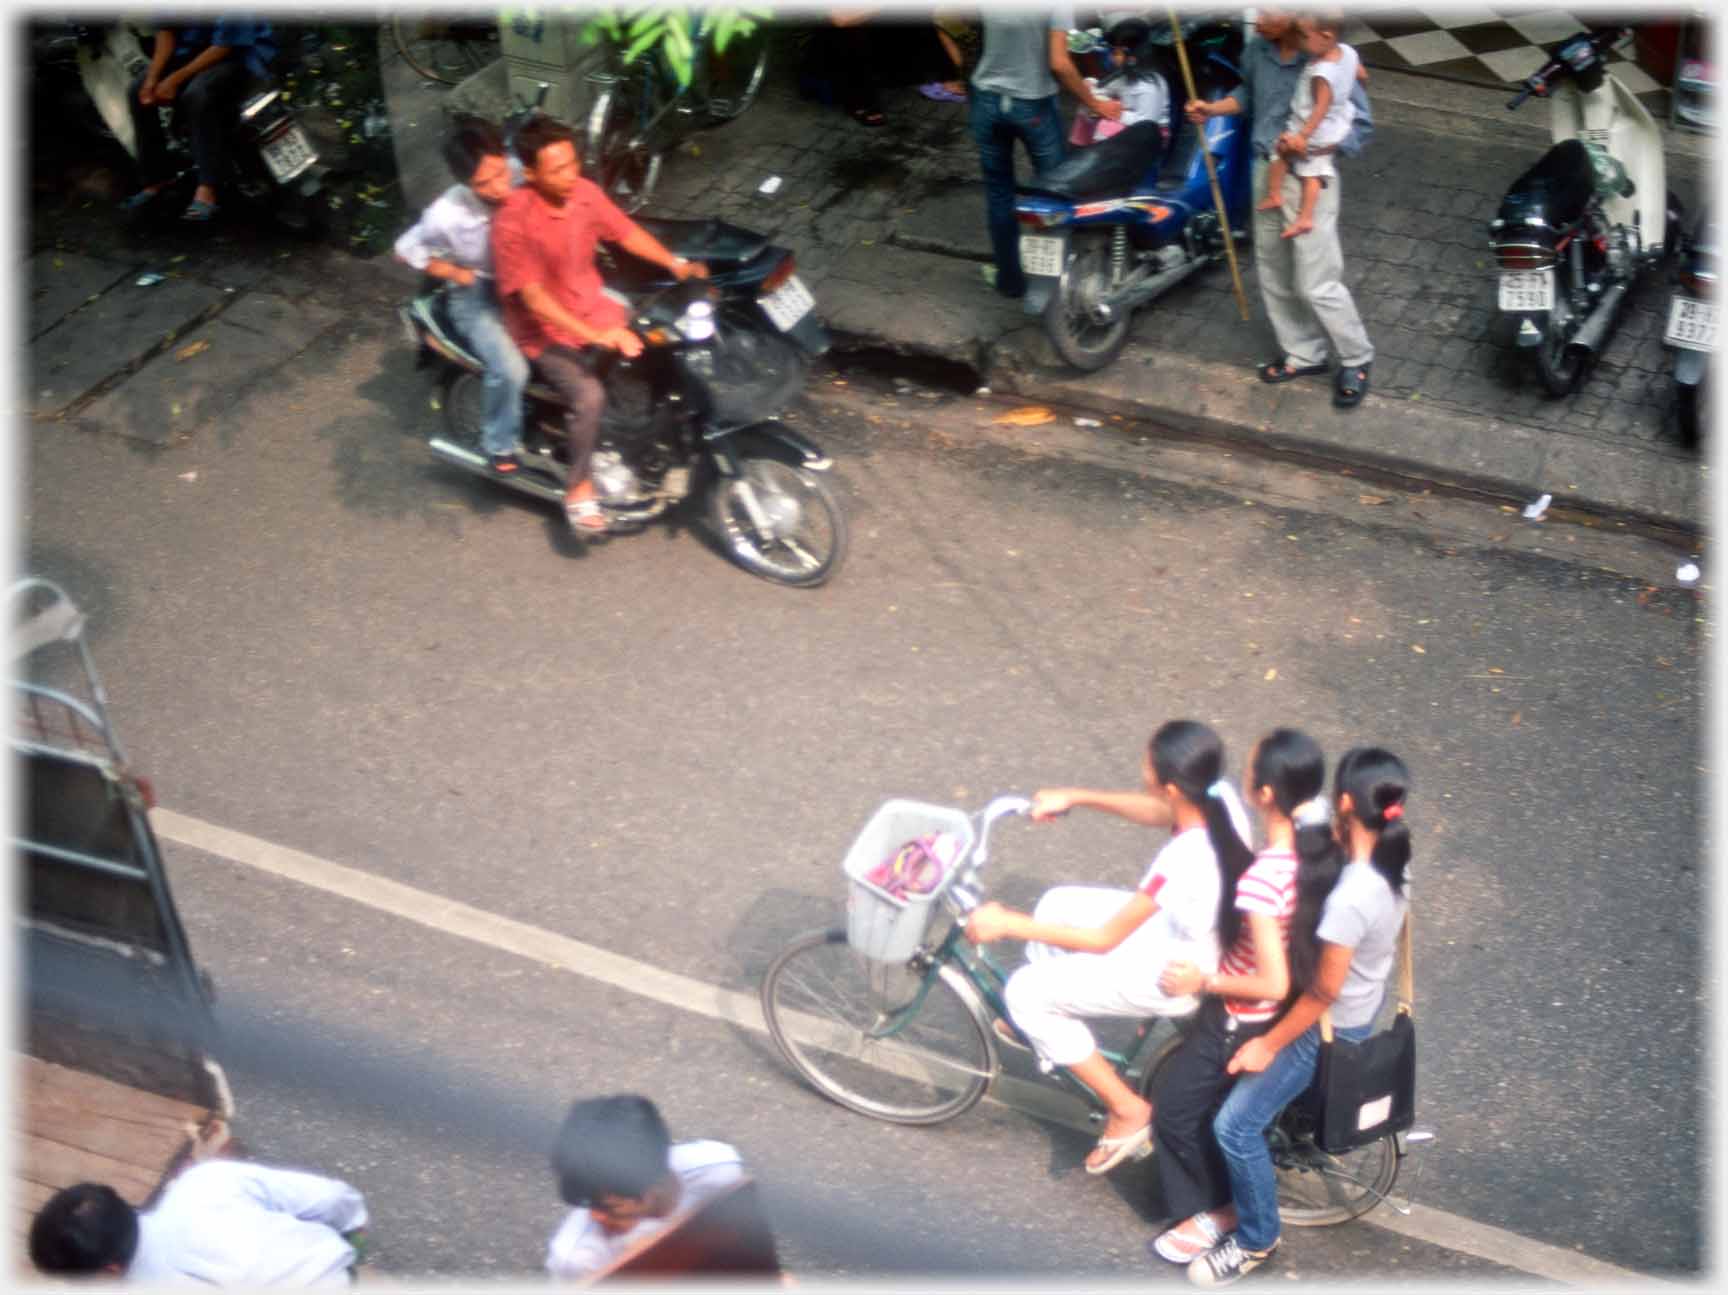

{"left": 1149, "top": 721, "right": 1253, "bottom": 948}
{"left": 1334, "top": 747, "right": 1413, "bottom": 895}
{"left": 1287, "top": 796, "right": 1344, "bottom": 995}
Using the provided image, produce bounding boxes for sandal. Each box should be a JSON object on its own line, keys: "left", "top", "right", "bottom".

{"left": 1334, "top": 361, "right": 1371, "bottom": 408}
{"left": 118, "top": 187, "right": 167, "bottom": 213}
{"left": 563, "top": 496, "right": 608, "bottom": 539}
{"left": 1256, "top": 358, "right": 1329, "bottom": 384}
{"left": 181, "top": 199, "right": 219, "bottom": 223}
{"left": 1084, "top": 1121, "right": 1153, "bottom": 1175}
{"left": 849, "top": 106, "right": 886, "bottom": 127}
{"left": 1150, "top": 1210, "right": 1225, "bottom": 1264}
{"left": 918, "top": 82, "right": 966, "bottom": 103}
{"left": 488, "top": 451, "right": 520, "bottom": 475}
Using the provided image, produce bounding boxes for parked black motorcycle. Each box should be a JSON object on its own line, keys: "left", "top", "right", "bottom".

{"left": 402, "top": 227, "right": 846, "bottom": 588}
{"left": 1665, "top": 208, "right": 1715, "bottom": 448}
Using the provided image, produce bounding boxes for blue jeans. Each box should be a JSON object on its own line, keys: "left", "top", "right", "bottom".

{"left": 1213, "top": 1021, "right": 1372, "bottom": 1252}
{"left": 447, "top": 282, "right": 529, "bottom": 457}
{"left": 969, "top": 90, "right": 1066, "bottom": 297}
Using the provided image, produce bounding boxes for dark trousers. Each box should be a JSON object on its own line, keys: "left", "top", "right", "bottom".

{"left": 1153, "top": 999, "right": 1275, "bottom": 1222}
{"left": 531, "top": 345, "right": 606, "bottom": 489}
{"left": 969, "top": 90, "right": 1066, "bottom": 297}
{"left": 127, "top": 61, "right": 257, "bottom": 188}
{"left": 814, "top": 21, "right": 958, "bottom": 111}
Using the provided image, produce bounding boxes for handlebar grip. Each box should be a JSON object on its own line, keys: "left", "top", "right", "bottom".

{"left": 1507, "top": 85, "right": 1534, "bottom": 110}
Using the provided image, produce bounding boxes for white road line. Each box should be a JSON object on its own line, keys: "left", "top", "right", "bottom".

{"left": 153, "top": 807, "right": 1672, "bottom": 1288}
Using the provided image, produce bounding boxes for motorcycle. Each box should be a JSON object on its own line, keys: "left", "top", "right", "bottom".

{"left": 401, "top": 226, "right": 847, "bottom": 588}
{"left": 1664, "top": 206, "right": 1715, "bottom": 448}
{"left": 75, "top": 21, "right": 327, "bottom": 236}
{"left": 1013, "top": 16, "right": 1249, "bottom": 372}
{"left": 1488, "top": 26, "right": 1678, "bottom": 396}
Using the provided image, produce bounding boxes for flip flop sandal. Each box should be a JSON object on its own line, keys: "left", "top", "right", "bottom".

{"left": 849, "top": 106, "right": 886, "bottom": 127}
{"left": 1084, "top": 1121, "right": 1153, "bottom": 1175}
{"left": 118, "top": 188, "right": 166, "bottom": 213}
{"left": 918, "top": 83, "right": 967, "bottom": 102}
{"left": 1150, "top": 1211, "right": 1225, "bottom": 1264}
{"left": 1334, "top": 362, "right": 1371, "bottom": 408}
{"left": 1257, "top": 359, "right": 1329, "bottom": 384}
{"left": 181, "top": 200, "right": 219, "bottom": 223}
{"left": 564, "top": 497, "right": 609, "bottom": 540}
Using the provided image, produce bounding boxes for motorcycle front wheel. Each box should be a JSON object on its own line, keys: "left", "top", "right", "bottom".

{"left": 708, "top": 454, "right": 846, "bottom": 587}
{"left": 1043, "top": 238, "right": 1131, "bottom": 372}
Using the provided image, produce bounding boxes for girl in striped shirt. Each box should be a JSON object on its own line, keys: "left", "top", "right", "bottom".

{"left": 1149, "top": 728, "right": 1339, "bottom": 1268}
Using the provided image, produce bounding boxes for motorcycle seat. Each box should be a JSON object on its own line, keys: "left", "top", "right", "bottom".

{"left": 632, "top": 217, "right": 769, "bottom": 265}
{"left": 1018, "top": 121, "right": 1167, "bottom": 200}
{"left": 1498, "top": 138, "right": 1596, "bottom": 232}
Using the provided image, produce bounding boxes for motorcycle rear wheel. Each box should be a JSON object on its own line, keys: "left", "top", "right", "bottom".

{"left": 1044, "top": 240, "right": 1131, "bottom": 372}
{"left": 585, "top": 82, "right": 664, "bottom": 214}
{"left": 708, "top": 454, "right": 846, "bottom": 587}
{"left": 441, "top": 370, "right": 485, "bottom": 449}
{"left": 1533, "top": 279, "right": 1585, "bottom": 397}
{"left": 1675, "top": 379, "right": 1703, "bottom": 449}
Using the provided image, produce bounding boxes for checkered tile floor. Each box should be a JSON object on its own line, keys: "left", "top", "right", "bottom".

{"left": 1345, "top": 8, "right": 1668, "bottom": 113}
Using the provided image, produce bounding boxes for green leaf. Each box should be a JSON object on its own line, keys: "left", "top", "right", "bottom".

{"left": 712, "top": 12, "right": 736, "bottom": 53}
{"left": 622, "top": 26, "right": 661, "bottom": 65}
{"left": 666, "top": 41, "right": 691, "bottom": 87}
{"left": 627, "top": 8, "right": 660, "bottom": 38}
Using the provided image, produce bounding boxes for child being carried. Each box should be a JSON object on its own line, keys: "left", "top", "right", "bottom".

{"left": 1258, "top": 13, "right": 1364, "bottom": 239}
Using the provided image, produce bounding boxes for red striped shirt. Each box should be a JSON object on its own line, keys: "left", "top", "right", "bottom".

{"left": 1220, "top": 848, "right": 1298, "bottom": 1022}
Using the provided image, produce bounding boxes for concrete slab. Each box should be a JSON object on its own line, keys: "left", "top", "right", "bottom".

{"left": 29, "top": 276, "right": 231, "bottom": 419}
{"left": 1534, "top": 433, "right": 1707, "bottom": 530}
{"left": 28, "top": 252, "right": 142, "bottom": 341}
{"left": 890, "top": 183, "right": 991, "bottom": 260}
{"left": 72, "top": 293, "right": 344, "bottom": 446}
{"left": 822, "top": 242, "right": 1024, "bottom": 368}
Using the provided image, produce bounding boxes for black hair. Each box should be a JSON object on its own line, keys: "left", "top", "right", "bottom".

{"left": 441, "top": 114, "right": 506, "bottom": 183}
{"left": 29, "top": 1183, "right": 139, "bottom": 1274}
{"left": 1243, "top": 729, "right": 1327, "bottom": 965}
{"left": 513, "top": 115, "right": 579, "bottom": 169}
{"left": 551, "top": 1094, "right": 672, "bottom": 1207}
{"left": 1334, "top": 746, "right": 1412, "bottom": 895}
{"left": 1148, "top": 720, "right": 1254, "bottom": 949}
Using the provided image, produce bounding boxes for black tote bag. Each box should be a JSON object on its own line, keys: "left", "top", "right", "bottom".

{"left": 1307, "top": 913, "right": 1416, "bottom": 1154}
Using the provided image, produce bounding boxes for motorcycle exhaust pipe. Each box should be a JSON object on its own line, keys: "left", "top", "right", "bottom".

{"left": 1563, "top": 281, "right": 1631, "bottom": 360}
{"left": 1108, "top": 254, "right": 1214, "bottom": 315}
{"left": 428, "top": 437, "right": 565, "bottom": 505}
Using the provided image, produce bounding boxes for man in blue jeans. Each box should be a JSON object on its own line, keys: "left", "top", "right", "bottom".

{"left": 971, "top": 8, "right": 1121, "bottom": 298}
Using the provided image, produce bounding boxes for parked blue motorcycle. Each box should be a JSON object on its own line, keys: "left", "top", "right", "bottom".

{"left": 1014, "top": 17, "right": 1249, "bottom": 371}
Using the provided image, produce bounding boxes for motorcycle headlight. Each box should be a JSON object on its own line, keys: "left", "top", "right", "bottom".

{"left": 675, "top": 299, "right": 715, "bottom": 342}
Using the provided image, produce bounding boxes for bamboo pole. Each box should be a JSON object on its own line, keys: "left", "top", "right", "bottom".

{"left": 1167, "top": 10, "right": 1250, "bottom": 322}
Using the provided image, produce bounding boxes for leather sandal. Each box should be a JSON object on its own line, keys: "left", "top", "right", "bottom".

{"left": 1334, "top": 362, "right": 1371, "bottom": 408}
{"left": 1150, "top": 1210, "right": 1225, "bottom": 1264}
{"left": 181, "top": 199, "right": 219, "bottom": 223}
{"left": 1084, "top": 1121, "right": 1153, "bottom": 1175}
{"left": 1257, "top": 358, "right": 1329, "bottom": 384}
{"left": 563, "top": 496, "right": 608, "bottom": 540}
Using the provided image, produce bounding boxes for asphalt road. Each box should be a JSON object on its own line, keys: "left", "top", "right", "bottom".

{"left": 20, "top": 315, "right": 1704, "bottom": 1282}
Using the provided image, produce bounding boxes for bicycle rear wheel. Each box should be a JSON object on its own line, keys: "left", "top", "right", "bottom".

{"left": 702, "top": 27, "right": 769, "bottom": 124}
{"left": 584, "top": 78, "right": 664, "bottom": 213}
{"left": 392, "top": 16, "right": 499, "bottom": 86}
{"left": 760, "top": 928, "right": 996, "bottom": 1125}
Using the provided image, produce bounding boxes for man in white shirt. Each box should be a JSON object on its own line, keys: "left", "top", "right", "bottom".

{"left": 394, "top": 117, "right": 531, "bottom": 474}
{"left": 29, "top": 1158, "right": 369, "bottom": 1285}
{"left": 545, "top": 1094, "right": 745, "bottom": 1281}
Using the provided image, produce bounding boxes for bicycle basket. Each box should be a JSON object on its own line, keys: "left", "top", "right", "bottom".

{"left": 841, "top": 800, "right": 976, "bottom": 964}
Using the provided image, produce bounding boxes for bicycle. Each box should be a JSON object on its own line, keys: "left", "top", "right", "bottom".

{"left": 583, "top": 14, "right": 770, "bottom": 213}
{"left": 392, "top": 15, "right": 501, "bottom": 86}
{"left": 760, "top": 796, "right": 1429, "bottom": 1227}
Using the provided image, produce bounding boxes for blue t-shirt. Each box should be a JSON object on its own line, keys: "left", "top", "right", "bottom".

{"left": 174, "top": 16, "right": 277, "bottom": 81}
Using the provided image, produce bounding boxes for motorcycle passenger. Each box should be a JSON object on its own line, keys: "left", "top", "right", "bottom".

{"left": 1177, "top": 748, "right": 1413, "bottom": 1288}
{"left": 965, "top": 721, "right": 1252, "bottom": 1175}
{"left": 491, "top": 117, "right": 708, "bottom": 538}
{"left": 394, "top": 118, "right": 530, "bottom": 475}
{"left": 119, "top": 15, "right": 278, "bottom": 223}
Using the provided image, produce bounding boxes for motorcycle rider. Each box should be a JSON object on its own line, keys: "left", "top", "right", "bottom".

{"left": 491, "top": 117, "right": 707, "bottom": 538}
{"left": 394, "top": 118, "right": 530, "bottom": 475}
{"left": 118, "top": 14, "right": 277, "bottom": 223}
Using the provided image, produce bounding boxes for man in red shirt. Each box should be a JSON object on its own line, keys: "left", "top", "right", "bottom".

{"left": 492, "top": 117, "right": 706, "bottom": 536}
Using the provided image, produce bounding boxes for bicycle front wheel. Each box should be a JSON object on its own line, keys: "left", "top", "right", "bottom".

{"left": 760, "top": 928, "right": 996, "bottom": 1125}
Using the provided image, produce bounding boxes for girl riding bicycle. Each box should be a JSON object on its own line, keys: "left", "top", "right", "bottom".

{"left": 964, "top": 720, "right": 1252, "bottom": 1175}
{"left": 1162, "top": 747, "right": 1413, "bottom": 1288}
{"left": 1144, "top": 729, "right": 1337, "bottom": 1269}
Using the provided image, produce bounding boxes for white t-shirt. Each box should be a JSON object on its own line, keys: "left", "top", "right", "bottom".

{"left": 393, "top": 182, "right": 498, "bottom": 275}
{"left": 126, "top": 1159, "right": 367, "bottom": 1287}
{"left": 1133, "top": 793, "right": 1253, "bottom": 973}
{"left": 1288, "top": 43, "right": 1359, "bottom": 149}
{"left": 545, "top": 1140, "right": 745, "bottom": 1281}
{"left": 1315, "top": 859, "right": 1409, "bottom": 1028}
{"left": 1112, "top": 71, "right": 1170, "bottom": 131}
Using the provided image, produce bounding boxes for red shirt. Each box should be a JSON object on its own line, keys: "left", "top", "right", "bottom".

{"left": 491, "top": 178, "right": 635, "bottom": 358}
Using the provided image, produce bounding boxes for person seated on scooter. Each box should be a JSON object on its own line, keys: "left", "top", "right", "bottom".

{"left": 119, "top": 15, "right": 277, "bottom": 223}
{"left": 965, "top": 721, "right": 1253, "bottom": 1175}
{"left": 1256, "top": 14, "right": 1362, "bottom": 240}
{"left": 491, "top": 117, "right": 708, "bottom": 539}
{"left": 1070, "top": 20, "right": 1170, "bottom": 147}
{"left": 545, "top": 1094, "right": 745, "bottom": 1280}
{"left": 395, "top": 117, "right": 530, "bottom": 475}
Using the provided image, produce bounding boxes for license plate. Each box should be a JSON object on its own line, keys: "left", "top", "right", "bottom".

{"left": 760, "top": 275, "right": 815, "bottom": 331}
{"left": 1498, "top": 270, "right": 1554, "bottom": 312}
{"left": 1020, "top": 234, "right": 1065, "bottom": 278}
{"left": 1665, "top": 296, "right": 1716, "bottom": 351}
{"left": 261, "top": 123, "right": 315, "bottom": 183}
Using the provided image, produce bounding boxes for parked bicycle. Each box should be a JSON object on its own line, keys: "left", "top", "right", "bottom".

{"left": 760, "top": 796, "right": 1431, "bottom": 1226}
{"left": 392, "top": 15, "right": 500, "bottom": 86}
{"left": 584, "top": 13, "right": 770, "bottom": 212}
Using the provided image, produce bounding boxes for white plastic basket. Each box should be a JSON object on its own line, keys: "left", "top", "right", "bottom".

{"left": 841, "top": 799, "right": 976, "bottom": 964}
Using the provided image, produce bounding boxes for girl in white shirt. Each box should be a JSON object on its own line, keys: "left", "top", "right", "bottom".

{"left": 965, "top": 720, "right": 1252, "bottom": 1175}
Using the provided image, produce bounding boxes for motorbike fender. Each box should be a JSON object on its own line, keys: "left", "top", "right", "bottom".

{"left": 706, "top": 423, "right": 833, "bottom": 472}
{"left": 783, "top": 310, "right": 831, "bottom": 357}
{"left": 1505, "top": 310, "right": 1551, "bottom": 349}
{"left": 1674, "top": 346, "right": 1709, "bottom": 386}
{"left": 1024, "top": 276, "right": 1058, "bottom": 315}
